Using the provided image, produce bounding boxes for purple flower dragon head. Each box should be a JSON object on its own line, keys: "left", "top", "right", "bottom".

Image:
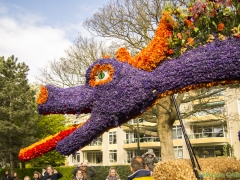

{"left": 37, "top": 37, "right": 240, "bottom": 155}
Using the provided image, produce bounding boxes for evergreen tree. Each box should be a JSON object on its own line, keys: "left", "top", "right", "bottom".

{"left": 0, "top": 56, "right": 38, "bottom": 174}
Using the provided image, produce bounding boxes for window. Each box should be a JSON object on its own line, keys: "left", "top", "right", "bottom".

{"left": 86, "top": 151, "right": 102, "bottom": 164}
{"left": 203, "top": 127, "right": 212, "bottom": 137}
{"left": 89, "top": 136, "right": 102, "bottom": 146}
{"left": 109, "top": 150, "right": 117, "bottom": 163}
{"left": 71, "top": 153, "right": 80, "bottom": 164}
{"left": 126, "top": 150, "right": 136, "bottom": 163}
{"left": 192, "top": 125, "right": 225, "bottom": 138}
{"left": 109, "top": 131, "right": 117, "bottom": 144}
{"left": 197, "top": 145, "right": 223, "bottom": 158}
{"left": 174, "top": 146, "right": 183, "bottom": 159}
{"left": 126, "top": 131, "right": 135, "bottom": 143}
{"left": 173, "top": 126, "right": 182, "bottom": 139}
{"left": 213, "top": 126, "right": 224, "bottom": 137}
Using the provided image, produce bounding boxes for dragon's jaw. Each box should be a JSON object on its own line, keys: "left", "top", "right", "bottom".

{"left": 37, "top": 77, "right": 158, "bottom": 155}
{"left": 54, "top": 84, "right": 159, "bottom": 155}
{"left": 55, "top": 114, "right": 112, "bottom": 155}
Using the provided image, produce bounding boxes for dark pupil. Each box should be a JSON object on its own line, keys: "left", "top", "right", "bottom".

{"left": 98, "top": 72, "right": 105, "bottom": 79}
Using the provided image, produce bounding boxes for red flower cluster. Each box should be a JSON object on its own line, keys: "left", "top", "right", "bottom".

{"left": 18, "top": 124, "right": 83, "bottom": 161}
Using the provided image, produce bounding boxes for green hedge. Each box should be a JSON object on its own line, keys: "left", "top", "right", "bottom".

{"left": 0, "top": 165, "right": 131, "bottom": 180}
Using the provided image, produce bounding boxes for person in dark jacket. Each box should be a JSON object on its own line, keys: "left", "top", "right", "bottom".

{"left": 41, "top": 167, "right": 47, "bottom": 178}
{"left": 1, "top": 170, "right": 11, "bottom": 180}
{"left": 72, "top": 162, "right": 96, "bottom": 180}
{"left": 128, "top": 156, "right": 154, "bottom": 180}
{"left": 141, "top": 149, "right": 158, "bottom": 172}
{"left": 33, "top": 171, "right": 42, "bottom": 180}
{"left": 42, "top": 165, "right": 62, "bottom": 180}
{"left": 11, "top": 172, "right": 19, "bottom": 180}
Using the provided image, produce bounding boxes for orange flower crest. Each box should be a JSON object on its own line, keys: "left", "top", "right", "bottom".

{"left": 116, "top": 11, "right": 176, "bottom": 71}
{"left": 37, "top": 86, "right": 48, "bottom": 105}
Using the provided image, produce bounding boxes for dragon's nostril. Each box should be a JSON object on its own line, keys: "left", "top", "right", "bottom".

{"left": 37, "top": 86, "right": 48, "bottom": 105}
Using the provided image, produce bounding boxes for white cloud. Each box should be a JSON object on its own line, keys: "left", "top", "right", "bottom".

{"left": 0, "top": 2, "right": 109, "bottom": 83}
{"left": 0, "top": 15, "right": 72, "bottom": 83}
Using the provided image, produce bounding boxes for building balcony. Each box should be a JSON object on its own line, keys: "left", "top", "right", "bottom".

{"left": 188, "top": 132, "right": 229, "bottom": 145}
{"left": 188, "top": 132, "right": 226, "bottom": 139}
{"left": 81, "top": 140, "right": 102, "bottom": 151}
{"left": 124, "top": 137, "right": 160, "bottom": 144}
{"left": 123, "top": 137, "right": 160, "bottom": 149}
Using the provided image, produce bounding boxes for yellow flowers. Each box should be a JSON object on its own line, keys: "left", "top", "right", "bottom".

{"left": 231, "top": 25, "right": 240, "bottom": 38}
{"left": 207, "top": 34, "right": 215, "bottom": 43}
{"left": 179, "top": 47, "right": 187, "bottom": 55}
{"left": 218, "top": 33, "right": 227, "bottom": 40}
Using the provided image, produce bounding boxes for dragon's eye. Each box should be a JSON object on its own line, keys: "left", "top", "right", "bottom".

{"left": 98, "top": 72, "right": 106, "bottom": 79}
{"left": 90, "top": 64, "right": 114, "bottom": 86}
{"left": 95, "top": 70, "right": 110, "bottom": 81}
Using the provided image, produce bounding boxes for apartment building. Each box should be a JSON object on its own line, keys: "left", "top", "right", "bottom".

{"left": 66, "top": 87, "right": 240, "bottom": 166}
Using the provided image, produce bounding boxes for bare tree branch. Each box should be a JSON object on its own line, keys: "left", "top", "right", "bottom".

{"left": 37, "top": 35, "right": 119, "bottom": 87}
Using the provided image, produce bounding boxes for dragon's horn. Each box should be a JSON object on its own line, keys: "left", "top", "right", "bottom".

{"left": 116, "top": 11, "right": 176, "bottom": 71}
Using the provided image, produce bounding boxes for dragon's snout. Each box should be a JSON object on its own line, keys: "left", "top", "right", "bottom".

{"left": 37, "top": 86, "right": 48, "bottom": 105}
{"left": 37, "top": 84, "right": 94, "bottom": 115}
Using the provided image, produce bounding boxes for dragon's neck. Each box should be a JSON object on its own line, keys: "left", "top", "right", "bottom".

{"left": 152, "top": 37, "right": 240, "bottom": 97}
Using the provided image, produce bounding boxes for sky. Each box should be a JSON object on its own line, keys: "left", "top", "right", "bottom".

{"left": 0, "top": 0, "right": 110, "bottom": 82}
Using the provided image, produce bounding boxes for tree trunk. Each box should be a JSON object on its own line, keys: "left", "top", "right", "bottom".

{"left": 9, "top": 100, "right": 15, "bottom": 176}
{"left": 156, "top": 95, "right": 184, "bottom": 160}
{"left": 158, "top": 121, "right": 175, "bottom": 160}
{"left": 156, "top": 96, "right": 175, "bottom": 160}
{"left": 21, "top": 161, "right": 26, "bottom": 169}
{"left": 10, "top": 153, "right": 14, "bottom": 176}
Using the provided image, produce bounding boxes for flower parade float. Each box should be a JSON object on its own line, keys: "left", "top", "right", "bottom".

{"left": 19, "top": 0, "right": 240, "bottom": 173}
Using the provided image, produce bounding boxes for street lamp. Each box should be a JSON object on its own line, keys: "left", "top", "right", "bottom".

{"left": 137, "top": 118, "right": 140, "bottom": 156}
